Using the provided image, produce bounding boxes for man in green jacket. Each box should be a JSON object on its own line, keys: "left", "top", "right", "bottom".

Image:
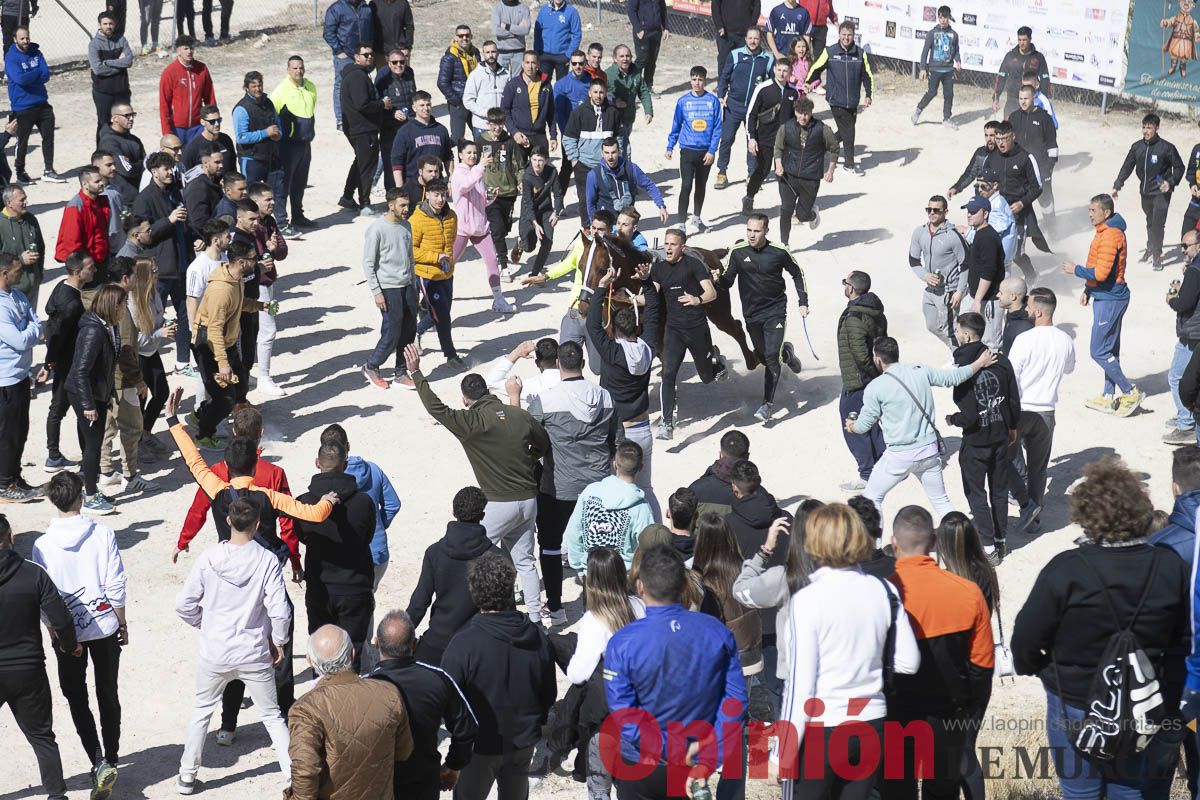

{"left": 605, "top": 44, "right": 653, "bottom": 158}
{"left": 836, "top": 270, "right": 885, "bottom": 491}
{"left": 405, "top": 342, "right": 551, "bottom": 622}
{"left": 0, "top": 186, "right": 45, "bottom": 308}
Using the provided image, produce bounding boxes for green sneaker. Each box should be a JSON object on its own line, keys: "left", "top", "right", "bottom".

{"left": 196, "top": 435, "right": 227, "bottom": 451}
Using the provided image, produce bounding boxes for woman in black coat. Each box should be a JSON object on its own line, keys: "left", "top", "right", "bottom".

{"left": 66, "top": 283, "right": 126, "bottom": 513}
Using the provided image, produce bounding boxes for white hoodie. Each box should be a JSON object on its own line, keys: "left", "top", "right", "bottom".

{"left": 33, "top": 515, "right": 127, "bottom": 643}
{"left": 176, "top": 540, "right": 291, "bottom": 671}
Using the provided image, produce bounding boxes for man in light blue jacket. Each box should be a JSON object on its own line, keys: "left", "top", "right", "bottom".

{"left": 846, "top": 335, "right": 994, "bottom": 522}
{"left": 319, "top": 424, "right": 400, "bottom": 581}
{"left": 0, "top": 252, "right": 40, "bottom": 502}
{"left": 322, "top": 0, "right": 374, "bottom": 128}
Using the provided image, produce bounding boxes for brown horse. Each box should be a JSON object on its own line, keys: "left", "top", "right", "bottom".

{"left": 575, "top": 231, "right": 760, "bottom": 370}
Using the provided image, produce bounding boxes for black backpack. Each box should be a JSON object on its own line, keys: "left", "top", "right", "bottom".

{"left": 1058, "top": 551, "right": 1166, "bottom": 761}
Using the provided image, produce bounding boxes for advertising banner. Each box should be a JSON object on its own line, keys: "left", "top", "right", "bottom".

{"left": 1125, "top": 0, "right": 1200, "bottom": 103}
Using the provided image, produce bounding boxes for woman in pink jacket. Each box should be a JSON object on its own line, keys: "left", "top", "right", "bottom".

{"left": 451, "top": 140, "right": 515, "bottom": 314}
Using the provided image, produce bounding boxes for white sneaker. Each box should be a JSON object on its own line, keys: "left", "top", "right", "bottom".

{"left": 540, "top": 607, "right": 568, "bottom": 628}
{"left": 256, "top": 378, "right": 288, "bottom": 397}
{"left": 683, "top": 215, "right": 699, "bottom": 236}
{"left": 809, "top": 207, "right": 821, "bottom": 230}
{"left": 501, "top": 265, "right": 520, "bottom": 283}
{"left": 491, "top": 296, "right": 516, "bottom": 314}
{"left": 98, "top": 471, "right": 122, "bottom": 487}
{"left": 121, "top": 473, "right": 160, "bottom": 493}
{"left": 694, "top": 215, "right": 707, "bottom": 232}
{"left": 753, "top": 402, "right": 772, "bottom": 422}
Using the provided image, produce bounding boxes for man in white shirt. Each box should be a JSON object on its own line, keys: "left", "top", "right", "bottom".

{"left": 484, "top": 337, "right": 561, "bottom": 405}
{"left": 1006, "top": 287, "right": 1075, "bottom": 531}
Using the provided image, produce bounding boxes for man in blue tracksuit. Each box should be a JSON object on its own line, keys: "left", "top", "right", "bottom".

{"left": 605, "top": 545, "right": 747, "bottom": 799}
{"left": 715, "top": 27, "right": 772, "bottom": 188}
{"left": 323, "top": 0, "right": 374, "bottom": 129}
{"left": 586, "top": 138, "right": 667, "bottom": 223}
{"left": 533, "top": 0, "right": 582, "bottom": 81}
{"left": 666, "top": 66, "right": 722, "bottom": 234}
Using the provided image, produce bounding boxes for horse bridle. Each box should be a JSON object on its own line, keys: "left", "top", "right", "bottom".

{"left": 582, "top": 233, "right": 646, "bottom": 328}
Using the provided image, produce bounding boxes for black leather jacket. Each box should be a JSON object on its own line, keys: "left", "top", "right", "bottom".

{"left": 65, "top": 311, "right": 117, "bottom": 411}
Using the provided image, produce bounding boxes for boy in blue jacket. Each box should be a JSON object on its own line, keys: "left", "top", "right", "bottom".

{"left": 5, "top": 28, "right": 61, "bottom": 183}
{"left": 666, "top": 65, "right": 722, "bottom": 236}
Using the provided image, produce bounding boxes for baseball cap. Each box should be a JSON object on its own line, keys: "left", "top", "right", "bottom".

{"left": 978, "top": 168, "right": 1000, "bottom": 183}
{"left": 962, "top": 196, "right": 990, "bottom": 213}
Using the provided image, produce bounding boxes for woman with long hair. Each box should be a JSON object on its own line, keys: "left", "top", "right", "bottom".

{"left": 732, "top": 498, "right": 822, "bottom": 718}
{"left": 935, "top": 511, "right": 997, "bottom": 800}
{"left": 694, "top": 511, "right": 764, "bottom": 676}
{"left": 630, "top": 525, "right": 703, "bottom": 610}
{"left": 129, "top": 256, "right": 173, "bottom": 453}
{"left": 567, "top": 548, "right": 646, "bottom": 800}
{"left": 66, "top": 284, "right": 127, "bottom": 515}
{"left": 781, "top": 503, "right": 920, "bottom": 799}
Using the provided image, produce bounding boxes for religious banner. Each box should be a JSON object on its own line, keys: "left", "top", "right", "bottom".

{"left": 1125, "top": 0, "right": 1200, "bottom": 102}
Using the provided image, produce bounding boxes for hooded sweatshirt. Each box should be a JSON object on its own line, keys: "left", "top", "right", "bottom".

{"left": 175, "top": 539, "right": 292, "bottom": 670}
{"left": 344, "top": 455, "right": 401, "bottom": 566}
{"left": 295, "top": 471, "right": 378, "bottom": 594}
{"left": 948, "top": 340, "right": 1022, "bottom": 448}
{"left": 0, "top": 548, "right": 79, "bottom": 673}
{"left": 441, "top": 609, "right": 558, "bottom": 755}
{"left": 406, "top": 520, "right": 507, "bottom": 655}
{"left": 690, "top": 457, "right": 739, "bottom": 516}
{"left": 5, "top": 41, "right": 48, "bottom": 112}
{"left": 527, "top": 376, "right": 617, "bottom": 500}
{"left": 33, "top": 515, "right": 127, "bottom": 643}
{"left": 584, "top": 290, "right": 657, "bottom": 421}
{"left": 451, "top": 162, "right": 493, "bottom": 238}
{"left": 565, "top": 475, "right": 655, "bottom": 571}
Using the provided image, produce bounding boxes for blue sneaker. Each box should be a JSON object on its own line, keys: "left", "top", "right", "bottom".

{"left": 82, "top": 492, "right": 116, "bottom": 515}
{"left": 44, "top": 454, "right": 78, "bottom": 473}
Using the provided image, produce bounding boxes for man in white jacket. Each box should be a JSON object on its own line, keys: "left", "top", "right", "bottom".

{"left": 33, "top": 471, "right": 128, "bottom": 800}
{"left": 462, "top": 42, "right": 511, "bottom": 136}
{"left": 174, "top": 496, "right": 293, "bottom": 795}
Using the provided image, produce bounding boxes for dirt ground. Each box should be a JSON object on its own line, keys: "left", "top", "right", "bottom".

{"left": 0, "top": 2, "right": 1193, "bottom": 798}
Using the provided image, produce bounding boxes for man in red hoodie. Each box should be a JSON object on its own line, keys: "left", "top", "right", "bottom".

{"left": 54, "top": 166, "right": 111, "bottom": 283}
{"left": 158, "top": 35, "right": 216, "bottom": 143}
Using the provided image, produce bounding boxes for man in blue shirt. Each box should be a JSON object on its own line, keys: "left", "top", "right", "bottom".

{"left": 0, "top": 253, "right": 43, "bottom": 502}
{"left": 604, "top": 545, "right": 747, "bottom": 799}
{"left": 666, "top": 66, "right": 722, "bottom": 235}
{"left": 765, "top": 0, "right": 810, "bottom": 60}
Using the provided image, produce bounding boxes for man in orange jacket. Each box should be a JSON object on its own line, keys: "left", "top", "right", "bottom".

{"left": 1060, "top": 193, "right": 1143, "bottom": 417}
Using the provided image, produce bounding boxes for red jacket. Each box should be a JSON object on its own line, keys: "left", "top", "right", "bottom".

{"left": 55, "top": 190, "right": 111, "bottom": 264}
{"left": 159, "top": 58, "right": 216, "bottom": 133}
{"left": 798, "top": 0, "right": 837, "bottom": 25}
{"left": 178, "top": 455, "right": 301, "bottom": 570}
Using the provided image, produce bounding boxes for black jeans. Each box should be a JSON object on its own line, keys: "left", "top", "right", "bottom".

{"left": 379, "top": 127, "right": 399, "bottom": 191}
{"left": 715, "top": 29, "right": 746, "bottom": 77}
{"left": 882, "top": 713, "right": 969, "bottom": 800}
{"left": 93, "top": 89, "right": 130, "bottom": 142}
{"left": 447, "top": 104, "right": 471, "bottom": 145}
{"left": 678, "top": 148, "right": 712, "bottom": 219}
{"left": 221, "top": 596, "right": 295, "bottom": 730}
{"left": 840, "top": 387, "right": 885, "bottom": 481}
{"left": 14, "top": 103, "right": 56, "bottom": 174}
{"left": 343, "top": 132, "right": 380, "bottom": 206}
{"left": 367, "top": 285, "right": 418, "bottom": 371}
{"left": 0, "top": 377, "right": 30, "bottom": 487}
{"left": 1183, "top": 200, "right": 1200, "bottom": 240}
{"left": 241, "top": 158, "right": 287, "bottom": 227}
{"left": 536, "top": 493, "right": 577, "bottom": 612}
{"left": 55, "top": 632, "right": 122, "bottom": 766}
{"left": 1142, "top": 191, "right": 1172, "bottom": 257}
{"left": 70, "top": 397, "right": 110, "bottom": 493}
{"left": 570, "top": 161, "right": 590, "bottom": 224}
{"left": 747, "top": 313, "right": 786, "bottom": 404}
{"left": 192, "top": 344, "right": 240, "bottom": 438}
{"left": 486, "top": 195, "right": 516, "bottom": 269}
{"left": 280, "top": 140, "right": 312, "bottom": 222}
{"left": 791, "top": 717, "right": 886, "bottom": 800}
{"left": 519, "top": 208, "right": 556, "bottom": 274}
{"left": 0, "top": 668, "right": 68, "bottom": 799}
{"left": 201, "top": 0, "right": 232, "bottom": 38}
{"left": 829, "top": 105, "right": 858, "bottom": 167}
{"left": 811, "top": 25, "right": 829, "bottom": 55}
{"left": 305, "top": 587, "right": 374, "bottom": 672}
{"left": 633, "top": 30, "right": 663, "bottom": 90}
{"left": 235, "top": 310, "right": 257, "bottom": 403}
{"left": 778, "top": 174, "right": 819, "bottom": 246}
{"left": 45, "top": 371, "right": 71, "bottom": 460}
{"left": 138, "top": 351, "right": 169, "bottom": 432}
{"left": 539, "top": 52, "right": 570, "bottom": 81}
{"left": 959, "top": 441, "right": 1008, "bottom": 547}
{"left": 745, "top": 139, "right": 774, "bottom": 199}
{"left": 175, "top": 0, "right": 195, "bottom": 37}
{"left": 1, "top": 13, "right": 30, "bottom": 54}
{"left": 661, "top": 325, "right": 719, "bottom": 425}
{"left": 916, "top": 70, "right": 955, "bottom": 119}
{"left": 1007, "top": 409, "right": 1054, "bottom": 507}
{"left": 157, "top": 274, "right": 189, "bottom": 365}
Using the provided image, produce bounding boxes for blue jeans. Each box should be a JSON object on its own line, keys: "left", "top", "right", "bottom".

{"left": 1170, "top": 341, "right": 1196, "bottom": 430}
{"left": 1090, "top": 296, "right": 1133, "bottom": 395}
{"left": 332, "top": 56, "right": 351, "bottom": 127}
{"left": 156, "top": 274, "right": 189, "bottom": 366}
{"left": 1044, "top": 689, "right": 1146, "bottom": 799}
{"left": 240, "top": 157, "right": 287, "bottom": 226}
{"left": 840, "top": 388, "right": 885, "bottom": 481}
{"left": 173, "top": 124, "right": 204, "bottom": 145}
{"left": 367, "top": 286, "right": 417, "bottom": 371}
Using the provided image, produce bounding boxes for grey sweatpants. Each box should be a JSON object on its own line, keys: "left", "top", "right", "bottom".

{"left": 482, "top": 498, "right": 542, "bottom": 616}
{"left": 962, "top": 294, "right": 1005, "bottom": 351}
{"left": 922, "top": 290, "right": 957, "bottom": 349}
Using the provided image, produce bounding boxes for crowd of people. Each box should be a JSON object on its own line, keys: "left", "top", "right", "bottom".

{"left": 4, "top": 1, "right": 1200, "bottom": 800}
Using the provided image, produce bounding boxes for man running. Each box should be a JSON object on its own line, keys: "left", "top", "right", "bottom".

{"left": 719, "top": 213, "right": 806, "bottom": 421}
{"left": 743, "top": 57, "right": 798, "bottom": 215}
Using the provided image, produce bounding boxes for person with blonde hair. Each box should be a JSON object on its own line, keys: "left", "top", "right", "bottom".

{"left": 779, "top": 503, "right": 919, "bottom": 799}
{"left": 128, "top": 255, "right": 173, "bottom": 454}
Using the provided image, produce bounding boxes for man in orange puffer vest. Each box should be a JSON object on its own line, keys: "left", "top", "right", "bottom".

{"left": 410, "top": 180, "right": 464, "bottom": 369}
{"left": 1060, "top": 193, "right": 1143, "bottom": 417}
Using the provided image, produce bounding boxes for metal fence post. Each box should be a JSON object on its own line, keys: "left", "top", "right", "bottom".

{"left": 1101, "top": 91, "right": 1108, "bottom": 115}
{"left": 597, "top": 0, "right": 602, "bottom": 27}
{"left": 315, "top": 0, "right": 319, "bottom": 26}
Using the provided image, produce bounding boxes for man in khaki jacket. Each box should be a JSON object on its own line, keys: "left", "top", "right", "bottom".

{"left": 285, "top": 625, "right": 413, "bottom": 800}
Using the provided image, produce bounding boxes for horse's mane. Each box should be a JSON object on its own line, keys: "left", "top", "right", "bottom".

{"left": 601, "top": 233, "right": 653, "bottom": 265}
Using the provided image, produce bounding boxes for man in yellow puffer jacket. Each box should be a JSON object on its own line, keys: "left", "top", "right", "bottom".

{"left": 411, "top": 180, "right": 465, "bottom": 369}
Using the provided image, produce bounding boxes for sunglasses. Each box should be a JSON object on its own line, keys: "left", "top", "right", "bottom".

{"left": 118, "top": 112, "right": 137, "bottom": 119}
{"left": 204, "top": 117, "right": 222, "bottom": 124}
{"left": 570, "top": 61, "right": 585, "bottom": 66}
{"left": 925, "top": 207, "right": 946, "bottom": 214}
{"left": 389, "top": 59, "right": 405, "bottom": 64}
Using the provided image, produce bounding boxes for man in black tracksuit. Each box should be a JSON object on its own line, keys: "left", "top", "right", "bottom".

{"left": 806, "top": 22, "right": 873, "bottom": 174}
{"left": 295, "top": 441, "right": 378, "bottom": 670}
{"left": 743, "top": 58, "right": 798, "bottom": 212}
{"left": 97, "top": 105, "right": 144, "bottom": 206}
{"left": 42, "top": 254, "right": 89, "bottom": 471}
{"left": 711, "top": 0, "right": 762, "bottom": 75}
{"left": 369, "top": 610, "right": 478, "bottom": 800}
{"left": 946, "top": 312, "right": 1021, "bottom": 554}
{"left": 1008, "top": 86, "right": 1058, "bottom": 215}
{"left": 991, "top": 28, "right": 1051, "bottom": 118}
{"left": 0, "top": 518, "right": 78, "bottom": 800}
{"left": 339, "top": 43, "right": 388, "bottom": 212}
{"left": 182, "top": 143, "right": 224, "bottom": 242}
{"left": 405, "top": 486, "right": 508, "bottom": 666}
{"left": 772, "top": 96, "right": 838, "bottom": 247}
{"left": 947, "top": 121, "right": 998, "bottom": 198}
{"left": 983, "top": 121, "right": 1044, "bottom": 283}
{"left": 720, "top": 212, "right": 806, "bottom": 420}
{"left": 1113, "top": 113, "right": 1185, "bottom": 271}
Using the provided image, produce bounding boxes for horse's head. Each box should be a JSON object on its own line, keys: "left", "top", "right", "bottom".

{"left": 581, "top": 232, "right": 650, "bottom": 302}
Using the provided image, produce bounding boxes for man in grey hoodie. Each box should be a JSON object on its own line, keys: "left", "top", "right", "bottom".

{"left": 88, "top": 11, "right": 133, "bottom": 142}
{"left": 908, "top": 194, "right": 967, "bottom": 349}
{"left": 491, "top": 0, "right": 531, "bottom": 75}
{"left": 362, "top": 189, "right": 417, "bottom": 389}
{"left": 175, "top": 496, "right": 292, "bottom": 795}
